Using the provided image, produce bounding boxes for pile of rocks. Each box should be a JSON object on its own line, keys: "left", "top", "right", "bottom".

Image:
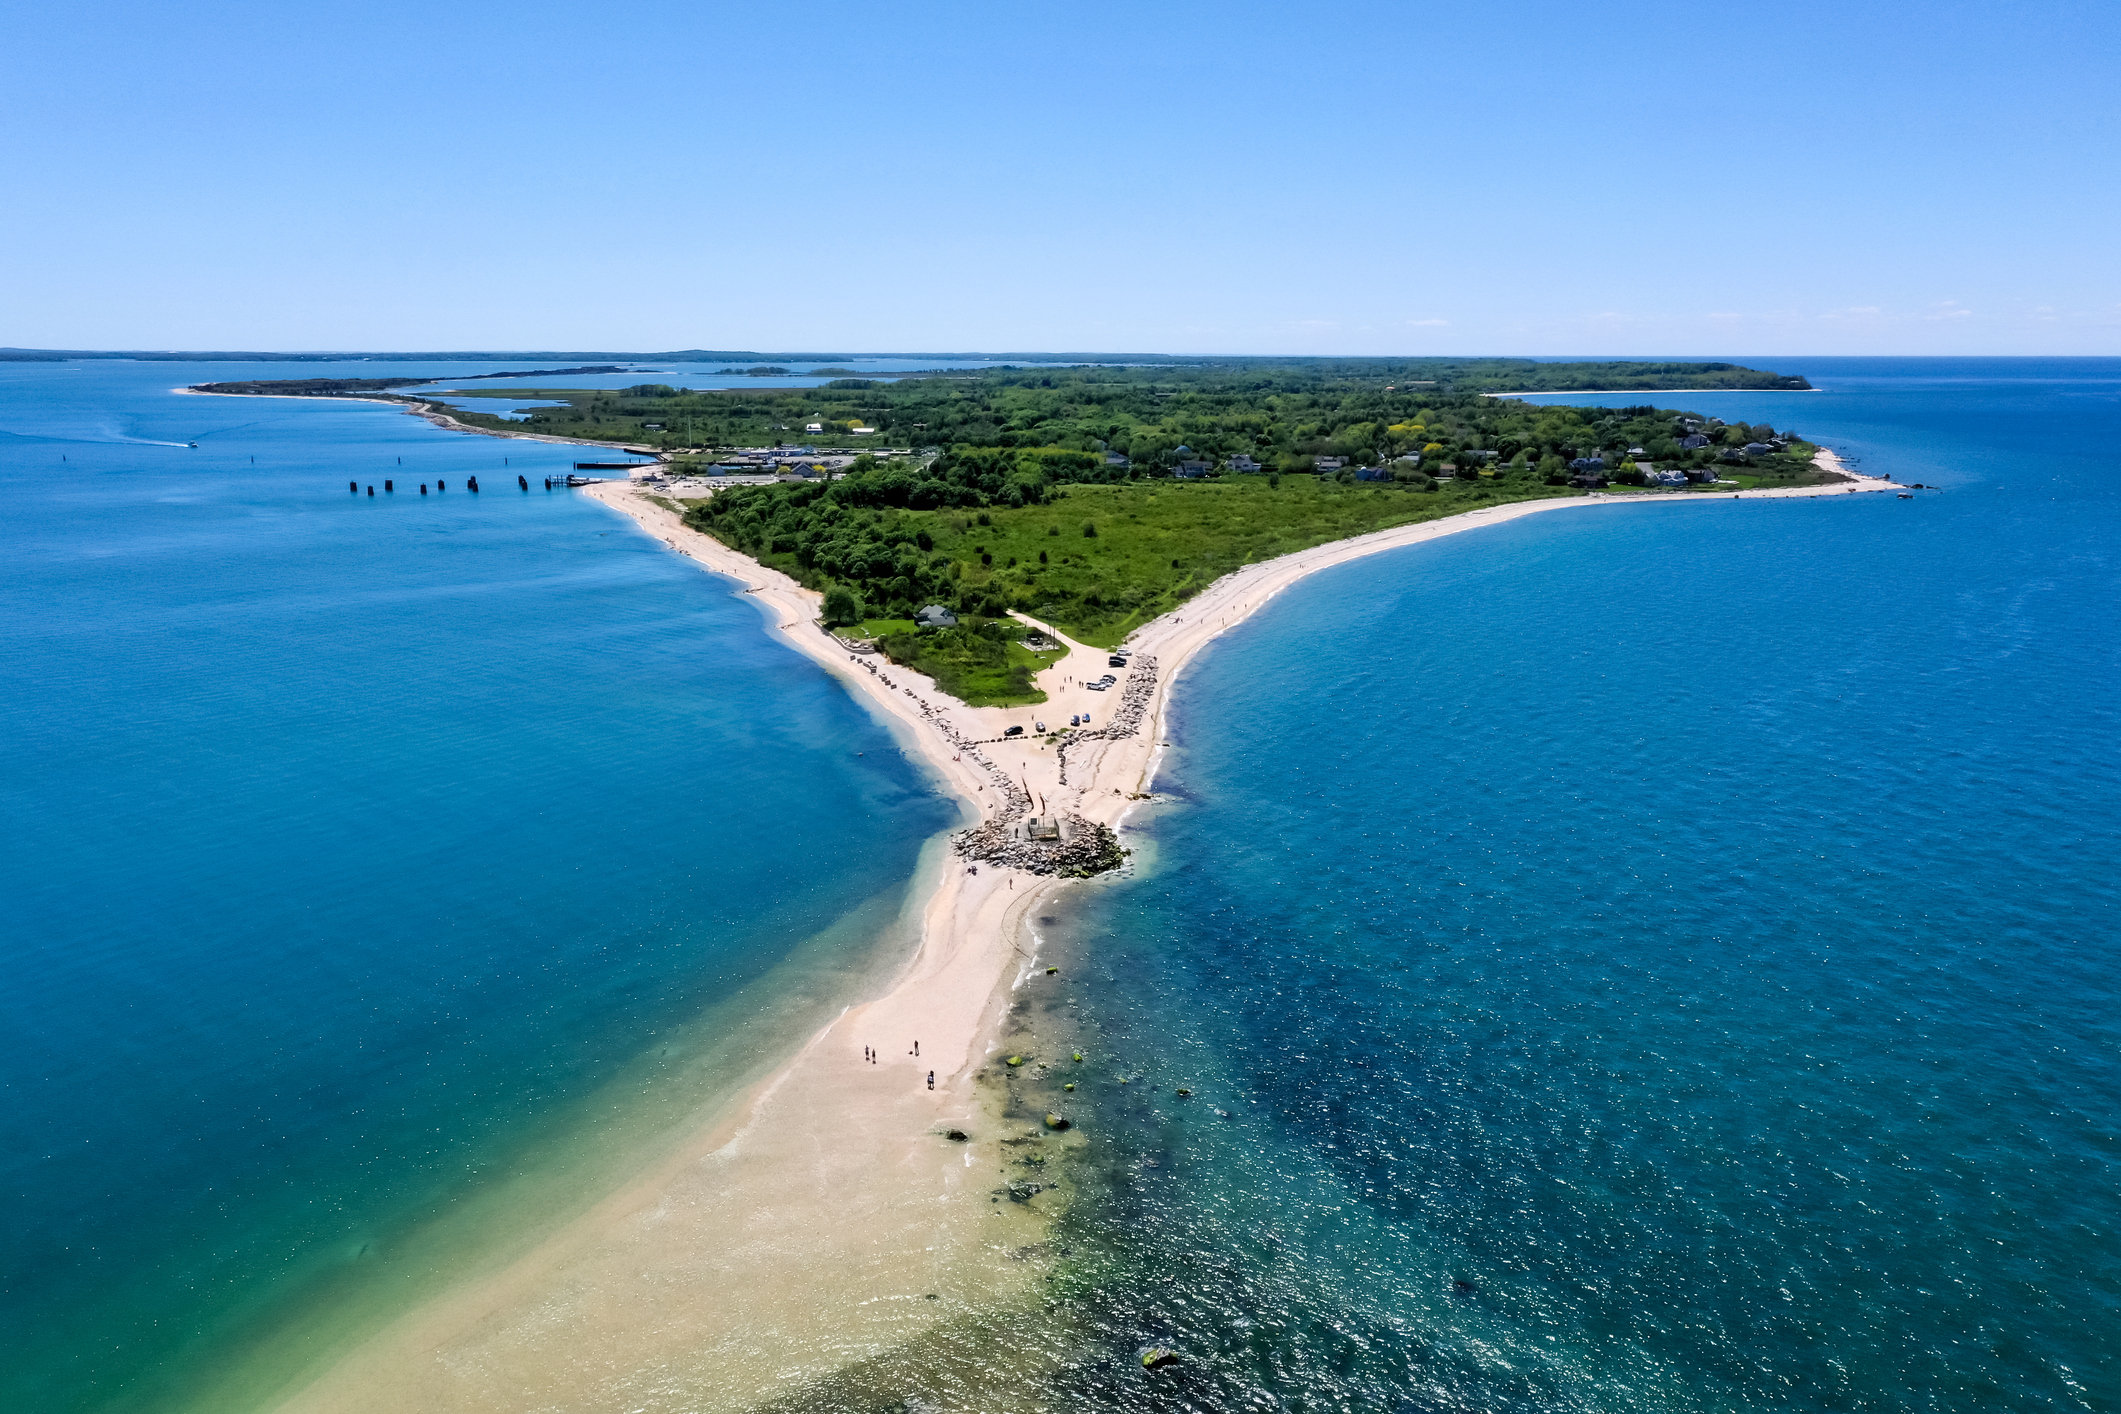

{"left": 955, "top": 813, "right": 1125, "bottom": 877}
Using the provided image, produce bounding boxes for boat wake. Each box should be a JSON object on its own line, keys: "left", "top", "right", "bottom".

{"left": 0, "top": 427, "right": 190, "bottom": 448}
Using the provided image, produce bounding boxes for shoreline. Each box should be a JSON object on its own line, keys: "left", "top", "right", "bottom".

{"left": 261, "top": 406, "right": 1898, "bottom": 1408}
{"left": 1480, "top": 387, "right": 1822, "bottom": 396}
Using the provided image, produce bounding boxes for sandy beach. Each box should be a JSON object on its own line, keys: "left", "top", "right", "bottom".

{"left": 265, "top": 450, "right": 1899, "bottom": 1412}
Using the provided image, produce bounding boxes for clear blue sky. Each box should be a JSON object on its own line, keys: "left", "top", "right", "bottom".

{"left": 4, "top": 0, "right": 2115, "bottom": 355}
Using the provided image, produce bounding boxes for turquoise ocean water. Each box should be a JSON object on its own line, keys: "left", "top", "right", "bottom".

{"left": 0, "top": 361, "right": 958, "bottom": 1411}
{"left": 1020, "top": 359, "right": 2119, "bottom": 1410}
{"left": 4, "top": 358, "right": 2115, "bottom": 1412}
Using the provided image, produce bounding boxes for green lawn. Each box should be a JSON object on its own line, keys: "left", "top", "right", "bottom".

{"left": 867, "top": 618, "right": 1064, "bottom": 707}
{"left": 844, "top": 617, "right": 917, "bottom": 639}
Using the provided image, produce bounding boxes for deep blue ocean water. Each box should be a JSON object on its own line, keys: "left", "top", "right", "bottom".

{"left": 1027, "top": 359, "right": 2120, "bottom": 1411}
{"left": 0, "top": 361, "right": 957, "bottom": 1411}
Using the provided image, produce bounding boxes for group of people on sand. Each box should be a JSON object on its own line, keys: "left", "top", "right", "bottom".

{"left": 859, "top": 1043, "right": 937, "bottom": 1089}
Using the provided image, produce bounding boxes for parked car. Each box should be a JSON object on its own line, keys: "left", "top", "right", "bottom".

{"left": 1004, "top": 725, "right": 1025, "bottom": 736}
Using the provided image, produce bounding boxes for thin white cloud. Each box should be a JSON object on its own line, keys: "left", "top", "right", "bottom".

{"left": 1406, "top": 318, "right": 1449, "bottom": 327}
{"left": 1927, "top": 301, "right": 1973, "bottom": 320}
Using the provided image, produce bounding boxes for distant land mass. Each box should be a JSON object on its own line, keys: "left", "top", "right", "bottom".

{"left": 187, "top": 366, "right": 628, "bottom": 396}
{"left": 9, "top": 349, "right": 1810, "bottom": 393}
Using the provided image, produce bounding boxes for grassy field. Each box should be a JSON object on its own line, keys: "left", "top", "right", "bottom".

{"left": 828, "top": 615, "right": 1067, "bottom": 707}
{"left": 887, "top": 475, "right": 1579, "bottom": 647}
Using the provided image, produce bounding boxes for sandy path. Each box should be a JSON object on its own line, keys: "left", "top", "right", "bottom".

{"left": 272, "top": 452, "right": 1897, "bottom": 1412}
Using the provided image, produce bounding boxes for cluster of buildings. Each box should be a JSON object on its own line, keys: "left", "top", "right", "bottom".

{"left": 1565, "top": 452, "right": 1733, "bottom": 490}
{"left": 695, "top": 443, "right": 918, "bottom": 478}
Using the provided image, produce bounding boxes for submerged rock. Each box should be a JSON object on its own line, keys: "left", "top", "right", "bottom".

{"left": 1043, "top": 1112, "right": 1071, "bottom": 1130}
{"left": 1140, "top": 1346, "right": 1182, "bottom": 1370}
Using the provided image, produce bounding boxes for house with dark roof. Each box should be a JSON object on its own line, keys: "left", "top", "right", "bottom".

{"left": 1174, "top": 460, "right": 1213, "bottom": 479}
{"left": 915, "top": 604, "right": 958, "bottom": 629}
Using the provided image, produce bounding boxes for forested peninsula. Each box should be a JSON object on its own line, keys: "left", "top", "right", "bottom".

{"left": 656, "top": 361, "right": 1825, "bottom": 699}
{"left": 426, "top": 358, "right": 1807, "bottom": 451}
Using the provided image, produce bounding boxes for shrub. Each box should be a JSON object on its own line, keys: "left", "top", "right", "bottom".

{"left": 822, "top": 586, "right": 863, "bottom": 625}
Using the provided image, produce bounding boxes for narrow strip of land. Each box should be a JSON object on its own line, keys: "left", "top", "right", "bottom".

{"left": 271, "top": 450, "right": 1896, "bottom": 1414}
